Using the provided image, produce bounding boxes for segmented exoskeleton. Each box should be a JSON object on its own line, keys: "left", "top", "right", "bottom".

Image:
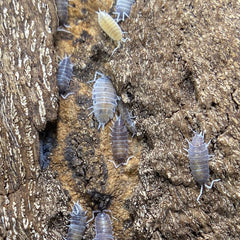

{"left": 114, "top": 0, "right": 135, "bottom": 22}
{"left": 57, "top": 55, "right": 74, "bottom": 99}
{"left": 88, "top": 210, "right": 114, "bottom": 240}
{"left": 89, "top": 72, "right": 118, "bottom": 130}
{"left": 55, "top": 0, "right": 69, "bottom": 26}
{"left": 186, "top": 131, "right": 221, "bottom": 203}
{"left": 96, "top": 10, "right": 130, "bottom": 55}
{"left": 117, "top": 99, "right": 136, "bottom": 136}
{"left": 67, "top": 201, "right": 87, "bottom": 240}
{"left": 109, "top": 116, "right": 133, "bottom": 168}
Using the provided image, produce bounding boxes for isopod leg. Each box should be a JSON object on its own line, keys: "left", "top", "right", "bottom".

{"left": 94, "top": 71, "right": 105, "bottom": 81}
{"left": 122, "top": 156, "right": 134, "bottom": 166}
{"left": 122, "top": 36, "right": 131, "bottom": 42}
{"left": 87, "top": 71, "right": 105, "bottom": 83}
{"left": 109, "top": 156, "right": 134, "bottom": 169}
{"left": 185, "top": 138, "right": 193, "bottom": 147}
{"left": 61, "top": 92, "right": 74, "bottom": 99}
{"left": 87, "top": 210, "right": 101, "bottom": 224}
{"left": 113, "top": 12, "right": 121, "bottom": 22}
{"left": 108, "top": 160, "right": 122, "bottom": 168}
{"left": 88, "top": 110, "right": 94, "bottom": 116}
{"left": 205, "top": 179, "right": 221, "bottom": 189}
{"left": 57, "top": 27, "right": 72, "bottom": 34}
{"left": 197, "top": 185, "right": 203, "bottom": 203}
{"left": 122, "top": 12, "right": 129, "bottom": 21}
{"left": 207, "top": 139, "right": 211, "bottom": 147}
{"left": 103, "top": 209, "right": 118, "bottom": 221}
{"left": 111, "top": 42, "right": 121, "bottom": 56}
{"left": 98, "top": 122, "right": 105, "bottom": 130}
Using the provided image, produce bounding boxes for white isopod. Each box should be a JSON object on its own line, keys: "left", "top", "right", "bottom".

{"left": 96, "top": 10, "right": 130, "bottom": 55}
{"left": 89, "top": 72, "right": 118, "bottom": 130}
{"left": 114, "top": 0, "right": 135, "bottom": 22}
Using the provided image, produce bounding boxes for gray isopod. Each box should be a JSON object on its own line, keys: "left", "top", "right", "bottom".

{"left": 89, "top": 72, "right": 118, "bottom": 130}
{"left": 114, "top": 0, "right": 135, "bottom": 22}
{"left": 55, "top": 0, "right": 69, "bottom": 27}
{"left": 109, "top": 115, "right": 133, "bottom": 168}
{"left": 117, "top": 99, "right": 136, "bottom": 136}
{"left": 67, "top": 201, "right": 87, "bottom": 240}
{"left": 57, "top": 55, "right": 74, "bottom": 99}
{"left": 185, "top": 131, "right": 221, "bottom": 203}
{"left": 88, "top": 210, "right": 114, "bottom": 240}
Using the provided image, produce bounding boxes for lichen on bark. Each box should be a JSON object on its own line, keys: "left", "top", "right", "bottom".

{"left": 0, "top": 0, "right": 69, "bottom": 239}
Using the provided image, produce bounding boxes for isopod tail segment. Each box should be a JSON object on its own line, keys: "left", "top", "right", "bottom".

{"left": 108, "top": 155, "right": 134, "bottom": 168}
{"left": 197, "top": 179, "right": 221, "bottom": 203}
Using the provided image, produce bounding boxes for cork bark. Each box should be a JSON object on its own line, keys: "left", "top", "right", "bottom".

{"left": 0, "top": 0, "right": 70, "bottom": 239}
{"left": 1, "top": 0, "right": 240, "bottom": 239}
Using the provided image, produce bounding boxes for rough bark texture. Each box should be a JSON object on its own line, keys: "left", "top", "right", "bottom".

{"left": 0, "top": 0, "right": 69, "bottom": 239}
{"left": 1, "top": 0, "right": 240, "bottom": 239}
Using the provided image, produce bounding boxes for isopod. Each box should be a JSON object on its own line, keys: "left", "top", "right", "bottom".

{"left": 89, "top": 72, "right": 118, "bottom": 130}
{"left": 96, "top": 10, "right": 130, "bottom": 55}
{"left": 117, "top": 99, "right": 136, "bottom": 136}
{"left": 185, "top": 131, "right": 221, "bottom": 203}
{"left": 39, "top": 123, "right": 57, "bottom": 170}
{"left": 114, "top": 0, "right": 135, "bottom": 22}
{"left": 57, "top": 55, "right": 74, "bottom": 99}
{"left": 109, "top": 116, "right": 133, "bottom": 168}
{"left": 88, "top": 210, "right": 114, "bottom": 240}
{"left": 39, "top": 134, "right": 52, "bottom": 170}
{"left": 55, "top": 0, "right": 69, "bottom": 27}
{"left": 67, "top": 201, "right": 87, "bottom": 240}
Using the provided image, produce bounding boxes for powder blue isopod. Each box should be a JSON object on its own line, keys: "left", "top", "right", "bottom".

{"left": 67, "top": 201, "right": 87, "bottom": 240}
{"left": 89, "top": 72, "right": 118, "bottom": 130}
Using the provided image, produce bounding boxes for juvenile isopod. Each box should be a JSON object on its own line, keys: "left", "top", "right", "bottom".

{"left": 185, "top": 131, "right": 221, "bottom": 203}
{"left": 88, "top": 210, "right": 115, "bottom": 240}
{"left": 57, "top": 55, "right": 74, "bottom": 99}
{"left": 117, "top": 99, "right": 136, "bottom": 136}
{"left": 67, "top": 201, "right": 87, "bottom": 240}
{"left": 96, "top": 10, "right": 130, "bottom": 55}
{"left": 113, "top": 0, "right": 135, "bottom": 22}
{"left": 109, "top": 116, "right": 133, "bottom": 168}
{"left": 89, "top": 72, "right": 118, "bottom": 130}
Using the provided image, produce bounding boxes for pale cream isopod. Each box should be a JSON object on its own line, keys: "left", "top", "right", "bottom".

{"left": 97, "top": 10, "right": 130, "bottom": 55}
